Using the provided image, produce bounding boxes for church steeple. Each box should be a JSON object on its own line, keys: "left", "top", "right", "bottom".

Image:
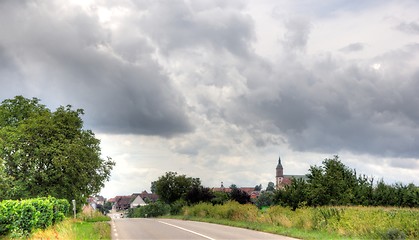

{"left": 276, "top": 154, "right": 284, "bottom": 187}
{"left": 276, "top": 155, "right": 283, "bottom": 177}
{"left": 276, "top": 156, "right": 283, "bottom": 169}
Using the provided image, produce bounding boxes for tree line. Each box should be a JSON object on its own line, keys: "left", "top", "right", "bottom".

{"left": 145, "top": 156, "right": 419, "bottom": 214}
{"left": 275, "top": 156, "right": 419, "bottom": 210}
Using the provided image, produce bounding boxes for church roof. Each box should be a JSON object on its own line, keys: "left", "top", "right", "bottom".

{"left": 284, "top": 175, "right": 309, "bottom": 181}
{"left": 276, "top": 155, "right": 283, "bottom": 169}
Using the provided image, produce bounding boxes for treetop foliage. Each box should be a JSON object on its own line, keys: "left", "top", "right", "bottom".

{"left": 0, "top": 96, "right": 115, "bottom": 204}
{"left": 152, "top": 171, "right": 202, "bottom": 204}
{"left": 276, "top": 155, "right": 419, "bottom": 209}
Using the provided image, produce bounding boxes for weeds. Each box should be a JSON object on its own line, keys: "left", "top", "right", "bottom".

{"left": 182, "top": 202, "right": 419, "bottom": 239}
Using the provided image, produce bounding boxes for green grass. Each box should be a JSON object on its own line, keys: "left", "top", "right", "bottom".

{"left": 178, "top": 202, "right": 419, "bottom": 239}
{"left": 72, "top": 221, "right": 110, "bottom": 240}
{"left": 25, "top": 211, "right": 111, "bottom": 240}
{"left": 167, "top": 215, "right": 346, "bottom": 240}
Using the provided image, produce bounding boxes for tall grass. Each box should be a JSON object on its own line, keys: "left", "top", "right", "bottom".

{"left": 27, "top": 211, "right": 111, "bottom": 240}
{"left": 182, "top": 201, "right": 419, "bottom": 239}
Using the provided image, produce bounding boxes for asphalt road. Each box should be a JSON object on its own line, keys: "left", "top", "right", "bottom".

{"left": 111, "top": 218, "right": 298, "bottom": 240}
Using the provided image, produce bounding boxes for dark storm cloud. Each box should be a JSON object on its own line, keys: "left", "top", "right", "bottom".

{"left": 2, "top": 0, "right": 419, "bottom": 160}
{"left": 225, "top": 44, "right": 419, "bottom": 158}
{"left": 0, "top": 1, "right": 192, "bottom": 136}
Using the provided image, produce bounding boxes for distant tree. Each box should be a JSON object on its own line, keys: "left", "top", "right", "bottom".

{"left": 306, "top": 155, "right": 357, "bottom": 206}
{"left": 185, "top": 186, "right": 214, "bottom": 205}
{"left": 103, "top": 201, "right": 113, "bottom": 213}
{"left": 272, "top": 155, "right": 419, "bottom": 209}
{"left": 150, "top": 181, "right": 157, "bottom": 193}
{"left": 254, "top": 184, "right": 262, "bottom": 191}
{"left": 281, "top": 178, "right": 308, "bottom": 211}
{"left": 266, "top": 182, "right": 275, "bottom": 191}
{"left": 255, "top": 191, "right": 275, "bottom": 209}
{"left": 152, "top": 172, "right": 201, "bottom": 204}
{"left": 229, "top": 186, "right": 250, "bottom": 204}
{"left": 0, "top": 96, "right": 115, "bottom": 204}
{"left": 211, "top": 191, "right": 229, "bottom": 205}
{"left": 353, "top": 174, "right": 374, "bottom": 205}
{"left": 372, "top": 179, "right": 397, "bottom": 206}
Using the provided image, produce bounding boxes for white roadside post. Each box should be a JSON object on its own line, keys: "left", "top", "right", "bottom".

{"left": 72, "top": 199, "right": 76, "bottom": 219}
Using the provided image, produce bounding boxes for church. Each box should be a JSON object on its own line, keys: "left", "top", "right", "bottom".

{"left": 275, "top": 155, "right": 307, "bottom": 189}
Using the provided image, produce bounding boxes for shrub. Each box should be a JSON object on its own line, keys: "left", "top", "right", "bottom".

{"left": 170, "top": 199, "right": 187, "bottom": 215}
{"left": 28, "top": 198, "right": 53, "bottom": 229}
{"left": 0, "top": 197, "right": 69, "bottom": 237}
{"left": 51, "top": 198, "right": 70, "bottom": 223}
{"left": 128, "top": 202, "right": 171, "bottom": 218}
{"left": 382, "top": 228, "right": 406, "bottom": 240}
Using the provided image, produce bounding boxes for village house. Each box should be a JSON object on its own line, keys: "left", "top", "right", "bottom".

{"left": 111, "top": 191, "right": 159, "bottom": 211}
{"left": 130, "top": 191, "right": 159, "bottom": 208}
{"left": 113, "top": 196, "right": 132, "bottom": 211}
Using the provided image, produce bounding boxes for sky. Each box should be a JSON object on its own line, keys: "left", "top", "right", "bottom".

{"left": 1, "top": 0, "right": 419, "bottom": 198}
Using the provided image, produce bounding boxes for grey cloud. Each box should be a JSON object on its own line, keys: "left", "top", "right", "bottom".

{"left": 340, "top": 43, "right": 365, "bottom": 53}
{"left": 390, "top": 158, "right": 419, "bottom": 169}
{"left": 0, "top": 1, "right": 192, "bottom": 136}
{"left": 134, "top": 0, "right": 255, "bottom": 57}
{"left": 396, "top": 21, "right": 419, "bottom": 35}
{"left": 224, "top": 45, "right": 419, "bottom": 158}
{"left": 281, "top": 17, "right": 311, "bottom": 51}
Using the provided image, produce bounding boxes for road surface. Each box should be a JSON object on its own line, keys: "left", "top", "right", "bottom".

{"left": 111, "top": 218, "right": 298, "bottom": 240}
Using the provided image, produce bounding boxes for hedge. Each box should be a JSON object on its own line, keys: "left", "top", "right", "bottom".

{"left": 0, "top": 197, "right": 70, "bottom": 237}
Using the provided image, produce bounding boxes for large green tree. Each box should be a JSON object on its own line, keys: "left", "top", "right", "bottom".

{"left": 0, "top": 96, "right": 115, "bottom": 204}
{"left": 306, "top": 155, "right": 357, "bottom": 206}
{"left": 152, "top": 171, "right": 201, "bottom": 204}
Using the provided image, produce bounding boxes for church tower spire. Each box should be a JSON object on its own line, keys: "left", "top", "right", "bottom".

{"left": 276, "top": 154, "right": 284, "bottom": 187}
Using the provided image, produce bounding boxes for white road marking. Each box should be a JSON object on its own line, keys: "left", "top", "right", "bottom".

{"left": 158, "top": 220, "right": 216, "bottom": 240}
{"left": 112, "top": 221, "right": 119, "bottom": 240}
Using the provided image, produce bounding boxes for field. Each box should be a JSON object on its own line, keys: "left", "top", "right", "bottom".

{"left": 181, "top": 201, "right": 419, "bottom": 239}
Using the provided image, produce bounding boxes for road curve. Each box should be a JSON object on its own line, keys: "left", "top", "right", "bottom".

{"left": 111, "top": 218, "right": 298, "bottom": 240}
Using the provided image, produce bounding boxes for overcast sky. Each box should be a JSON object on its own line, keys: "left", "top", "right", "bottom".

{"left": 1, "top": 0, "right": 419, "bottom": 198}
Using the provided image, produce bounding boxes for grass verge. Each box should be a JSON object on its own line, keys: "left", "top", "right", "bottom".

{"left": 27, "top": 211, "right": 111, "bottom": 240}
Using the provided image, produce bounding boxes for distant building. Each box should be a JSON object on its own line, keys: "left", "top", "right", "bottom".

{"left": 212, "top": 182, "right": 260, "bottom": 199}
{"left": 276, "top": 155, "right": 307, "bottom": 189}
{"left": 130, "top": 195, "right": 147, "bottom": 208}
{"left": 114, "top": 196, "right": 132, "bottom": 210}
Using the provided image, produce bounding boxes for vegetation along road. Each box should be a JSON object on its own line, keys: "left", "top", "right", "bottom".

{"left": 111, "top": 218, "right": 298, "bottom": 240}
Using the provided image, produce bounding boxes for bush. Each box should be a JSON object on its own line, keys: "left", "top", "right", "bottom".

{"left": 128, "top": 202, "right": 171, "bottom": 218}
{"left": 51, "top": 198, "right": 70, "bottom": 223}
{"left": 28, "top": 198, "right": 54, "bottom": 229}
{"left": 0, "top": 197, "right": 69, "bottom": 237}
{"left": 382, "top": 228, "right": 406, "bottom": 240}
{"left": 183, "top": 201, "right": 259, "bottom": 222}
{"left": 170, "top": 199, "right": 187, "bottom": 215}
